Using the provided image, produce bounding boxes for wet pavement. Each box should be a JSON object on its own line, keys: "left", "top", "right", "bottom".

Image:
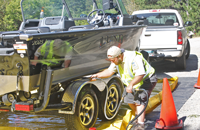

{"left": 0, "top": 37, "right": 200, "bottom": 130}
{"left": 0, "top": 111, "right": 67, "bottom": 130}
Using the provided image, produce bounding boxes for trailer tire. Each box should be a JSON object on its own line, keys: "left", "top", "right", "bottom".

{"left": 98, "top": 79, "right": 122, "bottom": 120}
{"left": 65, "top": 88, "right": 98, "bottom": 130}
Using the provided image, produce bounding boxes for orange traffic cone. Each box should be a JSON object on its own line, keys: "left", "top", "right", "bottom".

{"left": 155, "top": 78, "right": 183, "bottom": 129}
{"left": 194, "top": 69, "right": 200, "bottom": 89}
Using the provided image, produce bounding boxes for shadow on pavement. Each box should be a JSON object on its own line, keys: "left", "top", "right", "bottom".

{"left": 144, "top": 53, "right": 198, "bottom": 130}
{"left": 150, "top": 54, "right": 198, "bottom": 73}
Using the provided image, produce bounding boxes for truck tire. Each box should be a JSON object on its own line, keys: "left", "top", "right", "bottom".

{"left": 135, "top": 40, "right": 140, "bottom": 52}
{"left": 98, "top": 79, "right": 122, "bottom": 120}
{"left": 65, "top": 88, "right": 98, "bottom": 130}
{"left": 140, "top": 50, "right": 149, "bottom": 62}
{"left": 185, "top": 41, "right": 190, "bottom": 59}
{"left": 175, "top": 50, "right": 186, "bottom": 70}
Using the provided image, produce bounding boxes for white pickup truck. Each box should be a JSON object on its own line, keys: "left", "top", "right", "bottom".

{"left": 132, "top": 9, "right": 192, "bottom": 70}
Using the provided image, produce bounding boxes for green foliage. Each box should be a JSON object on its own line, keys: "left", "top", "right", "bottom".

{"left": 175, "top": 0, "right": 200, "bottom": 36}
{"left": 75, "top": 20, "right": 89, "bottom": 26}
{"left": 134, "top": 0, "right": 176, "bottom": 10}
{"left": 131, "top": 0, "right": 200, "bottom": 36}
{"left": 0, "top": 0, "right": 11, "bottom": 31}
{"left": 0, "top": 0, "right": 199, "bottom": 36}
{"left": 3, "top": 0, "right": 22, "bottom": 31}
{"left": 22, "top": 0, "right": 66, "bottom": 19}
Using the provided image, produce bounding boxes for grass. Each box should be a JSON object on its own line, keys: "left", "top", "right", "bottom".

{"left": 188, "top": 114, "right": 200, "bottom": 118}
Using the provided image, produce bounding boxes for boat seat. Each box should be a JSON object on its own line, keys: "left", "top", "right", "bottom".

{"left": 24, "top": 27, "right": 50, "bottom": 33}
{"left": 40, "top": 16, "right": 75, "bottom": 31}
{"left": 68, "top": 25, "right": 95, "bottom": 31}
{"left": 143, "top": 19, "right": 149, "bottom": 25}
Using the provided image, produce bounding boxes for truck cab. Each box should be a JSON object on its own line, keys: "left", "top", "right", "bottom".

{"left": 132, "top": 9, "right": 192, "bottom": 70}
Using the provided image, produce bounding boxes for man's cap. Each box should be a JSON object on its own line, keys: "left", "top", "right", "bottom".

{"left": 107, "top": 46, "right": 124, "bottom": 58}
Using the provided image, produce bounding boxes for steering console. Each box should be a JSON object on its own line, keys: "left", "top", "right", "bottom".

{"left": 87, "top": 9, "right": 105, "bottom": 25}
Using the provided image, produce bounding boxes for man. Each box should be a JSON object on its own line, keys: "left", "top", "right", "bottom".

{"left": 31, "top": 39, "right": 72, "bottom": 68}
{"left": 91, "top": 46, "right": 157, "bottom": 130}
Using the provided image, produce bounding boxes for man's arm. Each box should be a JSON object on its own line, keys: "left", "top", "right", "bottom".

{"left": 64, "top": 60, "right": 71, "bottom": 68}
{"left": 91, "top": 69, "right": 115, "bottom": 80}
{"left": 126, "top": 74, "right": 145, "bottom": 93}
{"left": 31, "top": 55, "right": 39, "bottom": 66}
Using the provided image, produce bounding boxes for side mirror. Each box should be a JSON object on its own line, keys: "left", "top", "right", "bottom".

{"left": 185, "top": 21, "right": 192, "bottom": 26}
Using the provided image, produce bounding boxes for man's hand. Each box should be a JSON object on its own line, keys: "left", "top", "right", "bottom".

{"left": 90, "top": 74, "right": 98, "bottom": 81}
{"left": 90, "top": 69, "right": 114, "bottom": 81}
{"left": 31, "top": 61, "right": 37, "bottom": 66}
{"left": 126, "top": 85, "right": 133, "bottom": 93}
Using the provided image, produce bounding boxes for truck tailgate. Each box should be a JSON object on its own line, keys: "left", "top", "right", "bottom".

{"left": 140, "top": 28, "right": 178, "bottom": 50}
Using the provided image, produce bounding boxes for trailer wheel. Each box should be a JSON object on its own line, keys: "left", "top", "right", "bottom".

{"left": 98, "top": 79, "right": 122, "bottom": 120}
{"left": 175, "top": 50, "right": 186, "bottom": 70}
{"left": 65, "top": 88, "right": 98, "bottom": 130}
{"left": 185, "top": 41, "right": 190, "bottom": 59}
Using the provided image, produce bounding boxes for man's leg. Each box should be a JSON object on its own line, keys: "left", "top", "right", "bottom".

{"left": 136, "top": 104, "right": 145, "bottom": 123}
{"left": 128, "top": 103, "right": 137, "bottom": 112}
{"left": 128, "top": 103, "right": 137, "bottom": 124}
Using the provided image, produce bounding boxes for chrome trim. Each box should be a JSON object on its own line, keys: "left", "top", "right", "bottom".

{"left": 19, "top": 34, "right": 33, "bottom": 41}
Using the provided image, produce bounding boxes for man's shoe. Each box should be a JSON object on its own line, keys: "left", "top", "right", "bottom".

{"left": 130, "top": 122, "right": 147, "bottom": 130}
{"left": 131, "top": 119, "right": 138, "bottom": 125}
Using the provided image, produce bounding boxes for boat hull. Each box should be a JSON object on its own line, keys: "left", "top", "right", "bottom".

{"left": 0, "top": 25, "right": 145, "bottom": 95}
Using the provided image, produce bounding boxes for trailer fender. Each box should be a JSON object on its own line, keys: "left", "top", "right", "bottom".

{"left": 59, "top": 75, "right": 123, "bottom": 114}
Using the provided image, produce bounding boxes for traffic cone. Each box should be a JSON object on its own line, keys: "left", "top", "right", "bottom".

{"left": 155, "top": 78, "right": 183, "bottom": 129}
{"left": 194, "top": 69, "right": 200, "bottom": 89}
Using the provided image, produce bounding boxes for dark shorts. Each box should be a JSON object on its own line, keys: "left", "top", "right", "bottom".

{"left": 124, "top": 74, "right": 157, "bottom": 105}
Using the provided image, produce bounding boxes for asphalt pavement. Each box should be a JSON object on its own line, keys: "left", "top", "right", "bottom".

{"left": 145, "top": 37, "right": 200, "bottom": 130}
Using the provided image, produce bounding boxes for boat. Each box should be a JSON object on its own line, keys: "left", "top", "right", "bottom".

{"left": 0, "top": 0, "right": 145, "bottom": 129}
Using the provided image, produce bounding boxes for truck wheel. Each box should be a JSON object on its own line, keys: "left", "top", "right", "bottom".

{"left": 185, "top": 41, "right": 190, "bottom": 59}
{"left": 135, "top": 40, "right": 140, "bottom": 51}
{"left": 65, "top": 88, "right": 98, "bottom": 130}
{"left": 98, "top": 79, "right": 122, "bottom": 120}
{"left": 175, "top": 50, "right": 186, "bottom": 70}
{"left": 140, "top": 50, "right": 149, "bottom": 62}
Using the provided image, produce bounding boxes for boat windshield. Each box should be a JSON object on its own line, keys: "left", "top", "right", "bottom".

{"left": 22, "top": 0, "right": 69, "bottom": 20}
{"left": 21, "top": 0, "right": 128, "bottom": 20}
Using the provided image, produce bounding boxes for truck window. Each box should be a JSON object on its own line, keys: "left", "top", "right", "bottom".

{"left": 135, "top": 13, "right": 179, "bottom": 26}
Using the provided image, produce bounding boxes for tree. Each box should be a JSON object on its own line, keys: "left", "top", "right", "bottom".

{"left": 3, "top": 0, "right": 22, "bottom": 31}
{"left": 0, "top": 0, "right": 11, "bottom": 31}
{"left": 134, "top": 0, "right": 175, "bottom": 10}
{"left": 123, "top": 0, "right": 140, "bottom": 14}
{"left": 175, "top": 0, "right": 200, "bottom": 35}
